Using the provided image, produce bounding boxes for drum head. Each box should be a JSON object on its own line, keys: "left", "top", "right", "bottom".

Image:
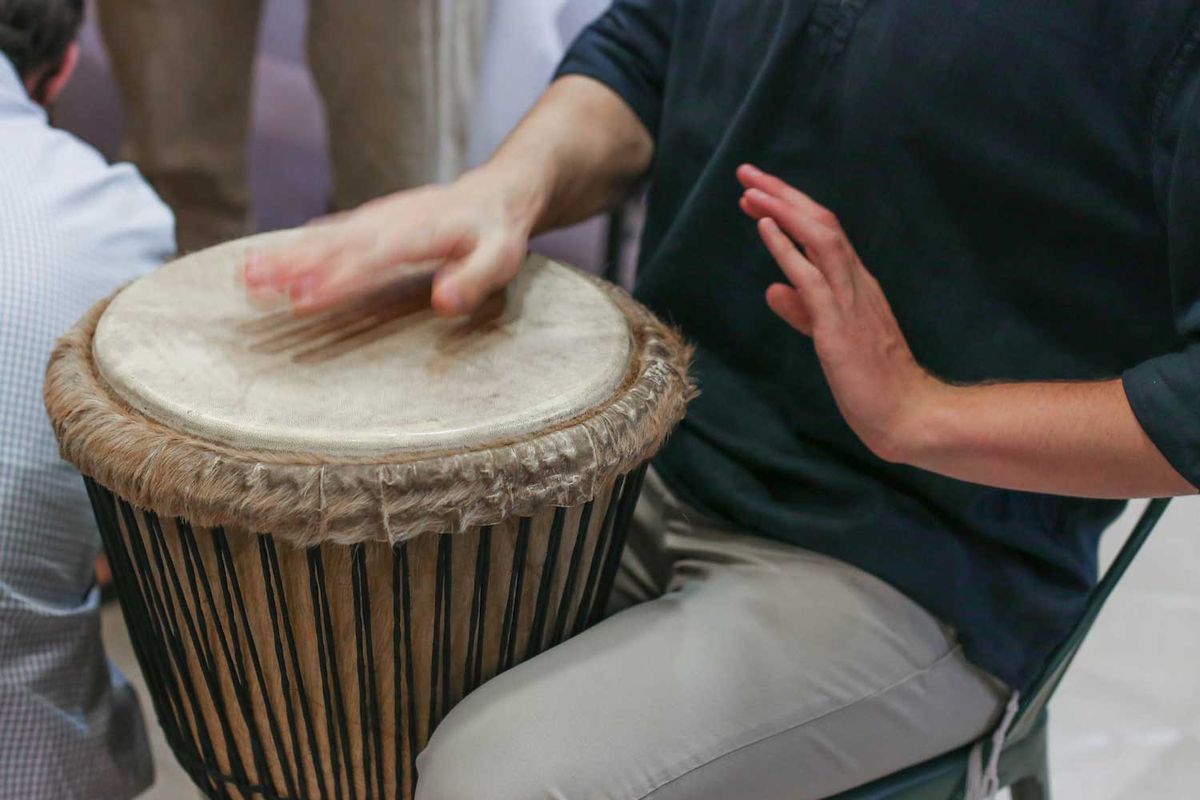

{"left": 92, "top": 233, "right": 632, "bottom": 456}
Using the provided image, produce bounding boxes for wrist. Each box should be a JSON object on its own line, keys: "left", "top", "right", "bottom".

{"left": 883, "top": 375, "right": 962, "bottom": 467}
{"left": 462, "top": 156, "right": 553, "bottom": 238}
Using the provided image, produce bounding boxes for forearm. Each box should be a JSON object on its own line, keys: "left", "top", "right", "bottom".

{"left": 897, "top": 378, "right": 1197, "bottom": 498}
{"left": 469, "top": 75, "right": 654, "bottom": 236}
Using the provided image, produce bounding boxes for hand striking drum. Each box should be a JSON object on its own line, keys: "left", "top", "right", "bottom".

{"left": 44, "top": 231, "right": 692, "bottom": 800}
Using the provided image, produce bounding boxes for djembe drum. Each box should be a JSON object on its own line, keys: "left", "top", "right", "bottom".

{"left": 44, "top": 232, "right": 692, "bottom": 800}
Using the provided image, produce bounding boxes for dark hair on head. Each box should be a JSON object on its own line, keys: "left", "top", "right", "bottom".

{"left": 0, "top": 0, "right": 85, "bottom": 89}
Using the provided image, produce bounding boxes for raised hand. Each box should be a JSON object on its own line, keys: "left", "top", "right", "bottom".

{"left": 737, "top": 164, "right": 945, "bottom": 461}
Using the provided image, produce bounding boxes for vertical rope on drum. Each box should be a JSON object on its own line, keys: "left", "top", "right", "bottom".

{"left": 392, "top": 544, "right": 420, "bottom": 797}
{"left": 147, "top": 512, "right": 250, "bottom": 795}
{"left": 157, "top": 520, "right": 250, "bottom": 796}
{"left": 115, "top": 502, "right": 191, "bottom": 745}
{"left": 257, "top": 536, "right": 313, "bottom": 800}
{"left": 428, "top": 536, "right": 453, "bottom": 731}
{"left": 83, "top": 483, "right": 179, "bottom": 742}
{"left": 549, "top": 500, "right": 594, "bottom": 648}
{"left": 351, "top": 543, "right": 386, "bottom": 799}
{"left": 171, "top": 522, "right": 250, "bottom": 796}
{"left": 439, "top": 537, "right": 453, "bottom": 721}
{"left": 265, "top": 537, "right": 326, "bottom": 800}
{"left": 211, "top": 527, "right": 300, "bottom": 796}
{"left": 118, "top": 499, "right": 241, "bottom": 796}
{"left": 308, "top": 547, "right": 355, "bottom": 800}
{"left": 572, "top": 474, "right": 626, "bottom": 636}
{"left": 499, "top": 518, "right": 532, "bottom": 671}
{"left": 211, "top": 528, "right": 295, "bottom": 796}
{"left": 525, "top": 507, "right": 567, "bottom": 659}
{"left": 86, "top": 480, "right": 225, "bottom": 797}
{"left": 591, "top": 465, "right": 648, "bottom": 626}
{"left": 390, "top": 545, "right": 405, "bottom": 799}
{"left": 464, "top": 526, "right": 492, "bottom": 694}
{"left": 175, "top": 519, "right": 255, "bottom": 794}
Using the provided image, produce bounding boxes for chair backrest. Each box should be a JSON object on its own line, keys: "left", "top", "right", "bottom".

{"left": 1007, "top": 498, "right": 1172, "bottom": 742}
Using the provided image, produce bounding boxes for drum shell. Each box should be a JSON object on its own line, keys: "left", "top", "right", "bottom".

{"left": 88, "top": 466, "right": 646, "bottom": 800}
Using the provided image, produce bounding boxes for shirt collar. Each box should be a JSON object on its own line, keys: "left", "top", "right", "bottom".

{"left": 0, "top": 52, "right": 36, "bottom": 110}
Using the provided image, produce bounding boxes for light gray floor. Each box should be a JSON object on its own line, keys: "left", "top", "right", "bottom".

{"left": 104, "top": 495, "right": 1200, "bottom": 800}
{"left": 1048, "top": 497, "right": 1200, "bottom": 799}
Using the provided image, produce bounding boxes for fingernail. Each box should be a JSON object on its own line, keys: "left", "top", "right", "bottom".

{"left": 743, "top": 164, "right": 761, "bottom": 176}
{"left": 437, "top": 281, "right": 465, "bottom": 316}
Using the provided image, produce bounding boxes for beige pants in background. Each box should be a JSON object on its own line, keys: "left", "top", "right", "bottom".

{"left": 416, "top": 469, "right": 1008, "bottom": 799}
{"left": 98, "top": 0, "right": 486, "bottom": 253}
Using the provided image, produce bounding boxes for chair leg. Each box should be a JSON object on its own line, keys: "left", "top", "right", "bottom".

{"left": 1009, "top": 775, "right": 1050, "bottom": 800}
{"left": 1007, "top": 710, "right": 1052, "bottom": 800}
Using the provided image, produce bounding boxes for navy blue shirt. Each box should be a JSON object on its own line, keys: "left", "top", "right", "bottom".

{"left": 558, "top": 0, "right": 1200, "bottom": 691}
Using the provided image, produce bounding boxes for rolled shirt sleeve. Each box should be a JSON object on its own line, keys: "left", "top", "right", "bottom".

{"left": 1123, "top": 37, "right": 1200, "bottom": 489}
{"left": 554, "top": 0, "right": 678, "bottom": 138}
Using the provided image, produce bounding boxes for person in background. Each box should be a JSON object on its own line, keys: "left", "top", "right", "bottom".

{"left": 248, "top": 1, "right": 1200, "bottom": 798}
{"left": 0, "top": 2, "right": 175, "bottom": 797}
{"left": 98, "top": 0, "right": 487, "bottom": 254}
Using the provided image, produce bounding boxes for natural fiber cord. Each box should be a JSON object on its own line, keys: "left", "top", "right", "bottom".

{"left": 45, "top": 270, "right": 694, "bottom": 545}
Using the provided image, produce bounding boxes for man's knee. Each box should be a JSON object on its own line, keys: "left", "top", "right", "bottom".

{"left": 414, "top": 701, "right": 577, "bottom": 800}
{"left": 411, "top": 602, "right": 685, "bottom": 800}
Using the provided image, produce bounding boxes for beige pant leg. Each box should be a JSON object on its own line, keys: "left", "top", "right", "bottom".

{"left": 98, "top": 0, "right": 263, "bottom": 253}
{"left": 307, "top": 0, "right": 487, "bottom": 211}
{"left": 416, "top": 469, "right": 1008, "bottom": 800}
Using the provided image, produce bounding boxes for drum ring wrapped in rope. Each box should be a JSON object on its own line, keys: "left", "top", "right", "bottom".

{"left": 45, "top": 247, "right": 694, "bottom": 546}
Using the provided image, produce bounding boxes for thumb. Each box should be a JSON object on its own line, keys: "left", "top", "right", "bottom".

{"left": 432, "top": 237, "right": 525, "bottom": 317}
{"left": 766, "top": 283, "right": 814, "bottom": 335}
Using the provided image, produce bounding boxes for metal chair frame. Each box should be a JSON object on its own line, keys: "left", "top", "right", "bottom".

{"left": 832, "top": 499, "right": 1172, "bottom": 800}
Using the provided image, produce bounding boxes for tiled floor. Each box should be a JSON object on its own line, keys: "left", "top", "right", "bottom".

{"left": 104, "top": 496, "right": 1199, "bottom": 800}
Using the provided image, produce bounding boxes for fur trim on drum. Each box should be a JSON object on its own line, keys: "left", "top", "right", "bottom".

{"left": 45, "top": 274, "right": 695, "bottom": 546}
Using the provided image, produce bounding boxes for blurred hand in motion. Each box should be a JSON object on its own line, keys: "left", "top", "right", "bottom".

{"left": 242, "top": 171, "right": 537, "bottom": 317}
{"left": 737, "top": 164, "right": 944, "bottom": 462}
{"left": 242, "top": 76, "right": 654, "bottom": 318}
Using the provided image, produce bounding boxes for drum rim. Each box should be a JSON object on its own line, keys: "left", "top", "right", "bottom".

{"left": 92, "top": 241, "right": 638, "bottom": 456}
{"left": 45, "top": 252, "right": 694, "bottom": 544}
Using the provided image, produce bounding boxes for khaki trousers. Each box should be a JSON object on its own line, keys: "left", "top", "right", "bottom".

{"left": 99, "top": 0, "right": 486, "bottom": 253}
{"left": 415, "top": 469, "right": 1008, "bottom": 799}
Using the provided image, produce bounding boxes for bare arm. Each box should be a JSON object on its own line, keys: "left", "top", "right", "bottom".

{"left": 243, "top": 75, "right": 652, "bottom": 316}
{"left": 739, "top": 165, "right": 1197, "bottom": 500}
{"left": 500, "top": 75, "right": 654, "bottom": 234}
{"left": 899, "top": 380, "right": 1194, "bottom": 499}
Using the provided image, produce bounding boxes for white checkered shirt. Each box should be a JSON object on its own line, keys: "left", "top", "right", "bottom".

{"left": 0, "top": 53, "right": 175, "bottom": 799}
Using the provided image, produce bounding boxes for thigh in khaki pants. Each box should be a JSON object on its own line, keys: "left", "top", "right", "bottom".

{"left": 415, "top": 469, "right": 1008, "bottom": 799}
{"left": 99, "top": 0, "right": 485, "bottom": 253}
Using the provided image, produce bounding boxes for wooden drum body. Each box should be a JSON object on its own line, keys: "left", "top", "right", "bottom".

{"left": 46, "top": 233, "right": 692, "bottom": 800}
{"left": 86, "top": 470, "right": 643, "bottom": 800}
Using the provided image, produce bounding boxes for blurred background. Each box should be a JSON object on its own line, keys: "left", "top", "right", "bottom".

{"left": 57, "top": 0, "right": 627, "bottom": 274}
{"left": 54, "top": 3, "right": 1199, "bottom": 799}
